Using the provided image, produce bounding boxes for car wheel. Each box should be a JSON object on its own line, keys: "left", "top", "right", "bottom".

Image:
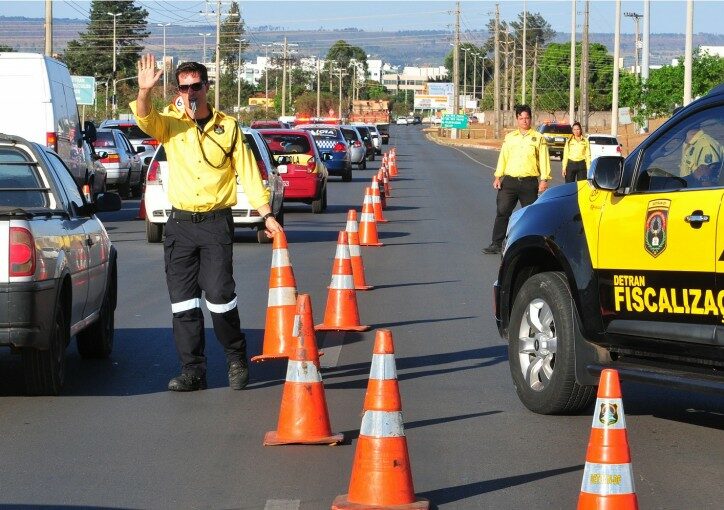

{"left": 118, "top": 172, "right": 131, "bottom": 198}
{"left": 507, "top": 271, "right": 596, "bottom": 414}
{"left": 343, "top": 166, "right": 353, "bottom": 182}
{"left": 77, "top": 278, "right": 115, "bottom": 359}
{"left": 131, "top": 173, "right": 143, "bottom": 198}
{"left": 311, "top": 187, "right": 325, "bottom": 214}
{"left": 22, "top": 299, "right": 68, "bottom": 396}
{"left": 359, "top": 159, "right": 366, "bottom": 170}
{"left": 146, "top": 219, "right": 164, "bottom": 243}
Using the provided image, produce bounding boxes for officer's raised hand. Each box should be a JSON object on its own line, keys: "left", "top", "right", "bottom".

{"left": 137, "top": 54, "right": 163, "bottom": 91}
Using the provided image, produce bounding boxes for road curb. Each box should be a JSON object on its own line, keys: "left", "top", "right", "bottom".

{"left": 423, "top": 131, "right": 500, "bottom": 152}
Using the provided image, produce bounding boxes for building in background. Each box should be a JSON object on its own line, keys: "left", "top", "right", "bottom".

{"left": 382, "top": 66, "right": 448, "bottom": 95}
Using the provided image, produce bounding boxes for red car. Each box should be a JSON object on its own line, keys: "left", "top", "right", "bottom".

{"left": 259, "top": 129, "right": 329, "bottom": 213}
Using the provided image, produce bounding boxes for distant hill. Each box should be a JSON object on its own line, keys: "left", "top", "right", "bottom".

{"left": 1, "top": 16, "right": 722, "bottom": 68}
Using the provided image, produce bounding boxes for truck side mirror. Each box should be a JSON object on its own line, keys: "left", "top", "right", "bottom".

{"left": 589, "top": 156, "right": 624, "bottom": 191}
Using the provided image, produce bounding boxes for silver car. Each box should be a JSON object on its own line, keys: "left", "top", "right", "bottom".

{"left": 341, "top": 125, "right": 367, "bottom": 169}
{"left": 93, "top": 128, "right": 144, "bottom": 198}
{"left": 0, "top": 133, "right": 121, "bottom": 395}
{"left": 366, "top": 125, "right": 382, "bottom": 155}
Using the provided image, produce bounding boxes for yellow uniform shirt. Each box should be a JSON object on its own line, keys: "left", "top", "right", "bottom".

{"left": 680, "top": 130, "right": 722, "bottom": 176}
{"left": 129, "top": 100, "right": 270, "bottom": 212}
{"left": 562, "top": 136, "right": 591, "bottom": 170}
{"left": 494, "top": 129, "right": 551, "bottom": 180}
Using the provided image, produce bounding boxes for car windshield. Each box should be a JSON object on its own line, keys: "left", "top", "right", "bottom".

{"left": 262, "top": 134, "right": 311, "bottom": 155}
{"left": 0, "top": 147, "right": 48, "bottom": 208}
{"left": 341, "top": 128, "right": 358, "bottom": 143}
{"left": 93, "top": 131, "right": 117, "bottom": 148}
{"left": 109, "top": 124, "right": 151, "bottom": 140}
{"left": 541, "top": 125, "right": 572, "bottom": 135}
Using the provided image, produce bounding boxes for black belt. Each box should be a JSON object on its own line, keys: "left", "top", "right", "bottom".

{"left": 171, "top": 207, "right": 231, "bottom": 223}
{"left": 504, "top": 176, "right": 538, "bottom": 181}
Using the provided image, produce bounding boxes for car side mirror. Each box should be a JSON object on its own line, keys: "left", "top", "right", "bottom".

{"left": 143, "top": 155, "right": 154, "bottom": 167}
{"left": 94, "top": 150, "right": 108, "bottom": 160}
{"left": 136, "top": 146, "right": 146, "bottom": 154}
{"left": 92, "top": 192, "right": 122, "bottom": 213}
{"left": 83, "top": 120, "right": 97, "bottom": 143}
{"left": 589, "top": 156, "right": 624, "bottom": 191}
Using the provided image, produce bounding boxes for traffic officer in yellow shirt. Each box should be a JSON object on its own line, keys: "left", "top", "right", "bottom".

{"left": 482, "top": 104, "right": 551, "bottom": 255}
{"left": 131, "top": 55, "right": 283, "bottom": 392}
{"left": 680, "top": 126, "right": 722, "bottom": 185}
{"left": 561, "top": 121, "right": 591, "bottom": 183}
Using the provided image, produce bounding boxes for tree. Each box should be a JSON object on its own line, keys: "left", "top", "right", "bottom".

{"left": 444, "top": 43, "right": 485, "bottom": 96}
{"left": 509, "top": 12, "right": 556, "bottom": 49}
{"left": 62, "top": 1, "right": 149, "bottom": 81}
{"left": 325, "top": 40, "right": 367, "bottom": 96}
{"left": 213, "top": 1, "right": 248, "bottom": 112}
{"left": 293, "top": 91, "right": 336, "bottom": 117}
{"left": 0, "top": 45, "right": 14, "bottom": 52}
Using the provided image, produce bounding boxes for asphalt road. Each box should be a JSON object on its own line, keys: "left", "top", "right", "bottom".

{"left": 0, "top": 124, "right": 721, "bottom": 509}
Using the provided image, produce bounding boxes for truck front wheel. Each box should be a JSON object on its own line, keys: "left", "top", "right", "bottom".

{"left": 507, "top": 271, "right": 596, "bottom": 414}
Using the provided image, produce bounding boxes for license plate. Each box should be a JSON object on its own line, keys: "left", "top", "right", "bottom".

{"left": 277, "top": 164, "right": 288, "bottom": 174}
{"left": 282, "top": 180, "right": 290, "bottom": 187}
{"left": 555, "top": 137, "right": 565, "bottom": 142}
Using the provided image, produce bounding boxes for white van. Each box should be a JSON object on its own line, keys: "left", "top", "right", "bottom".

{"left": 0, "top": 52, "right": 104, "bottom": 195}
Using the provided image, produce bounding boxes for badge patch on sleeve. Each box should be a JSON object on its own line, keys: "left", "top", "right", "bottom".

{"left": 214, "top": 124, "right": 225, "bottom": 134}
{"left": 645, "top": 199, "right": 670, "bottom": 257}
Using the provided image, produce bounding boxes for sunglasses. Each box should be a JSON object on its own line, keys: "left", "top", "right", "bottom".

{"left": 178, "top": 81, "right": 205, "bottom": 92}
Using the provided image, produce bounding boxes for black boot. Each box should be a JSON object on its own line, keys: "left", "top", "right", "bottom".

{"left": 228, "top": 361, "right": 249, "bottom": 390}
{"left": 482, "top": 243, "right": 501, "bottom": 254}
{"left": 168, "top": 372, "right": 207, "bottom": 392}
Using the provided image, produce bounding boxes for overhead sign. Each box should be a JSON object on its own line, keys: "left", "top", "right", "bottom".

{"left": 71, "top": 75, "right": 95, "bottom": 106}
{"left": 427, "top": 82, "right": 454, "bottom": 96}
{"left": 414, "top": 94, "right": 452, "bottom": 110}
{"left": 441, "top": 114, "right": 468, "bottom": 129}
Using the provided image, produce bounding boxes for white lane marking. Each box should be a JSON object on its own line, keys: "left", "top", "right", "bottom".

{"left": 451, "top": 146, "right": 497, "bottom": 170}
{"left": 264, "top": 500, "right": 300, "bottom": 510}
{"left": 317, "top": 331, "right": 345, "bottom": 368}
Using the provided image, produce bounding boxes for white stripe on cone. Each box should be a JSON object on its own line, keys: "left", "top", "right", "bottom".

{"left": 330, "top": 274, "right": 355, "bottom": 289}
{"left": 271, "top": 249, "right": 291, "bottom": 268}
{"left": 268, "top": 287, "right": 298, "bottom": 307}
{"left": 359, "top": 410, "right": 405, "bottom": 438}
{"left": 286, "top": 359, "right": 322, "bottom": 383}
{"left": 580, "top": 462, "right": 635, "bottom": 495}
{"left": 369, "top": 353, "right": 397, "bottom": 380}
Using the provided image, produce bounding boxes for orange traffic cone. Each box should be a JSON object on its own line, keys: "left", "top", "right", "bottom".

{"left": 331, "top": 329, "right": 429, "bottom": 510}
{"left": 370, "top": 177, "right": 389, "bottom": 223}
{"left": 374, "top": 171, "right": 387, "bottom": 209}
{"left": 382, "top": 165, "right": 392, "bottom": 197}
{"left": 264, "top": 294, "right": 343, "bottom": 446}
{"left": 252, "top": 231, "right": 298, "bottom": 362}
{"left": 82, "top": 184, "right": 92, "bottom": 203}
{"left": 345, "top": 209, "right": 373, "bottom": 291}
{"left": 315, "top": 231, "right": 370, "bottom": 332}
{"left": 578, "top": 369, "right": 638, "bottom": 510}
{"left": 389, "top": 151, "right": 398, "bottom": 177}
{"left": 136, "top": 193, "right": 146, "bottom": 220}
{"left": 358, "top": 188, "right": 383, "bottom": 247}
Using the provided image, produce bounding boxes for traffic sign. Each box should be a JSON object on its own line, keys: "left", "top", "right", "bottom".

{"left": 441, "top": 113, "right": 468, "bottom": 129}
{"left": 71, "top": 75, "right": 96, "bottom": 106}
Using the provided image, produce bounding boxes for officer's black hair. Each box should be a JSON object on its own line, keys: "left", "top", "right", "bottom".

{"left": 515, "top": 104, "right": 532, "bottom": 118}
{"left": 175, "top": 61, "right": 209, "bottom": 85}
{"left": 572, "top": 121, "right": 582, "bottom": 130}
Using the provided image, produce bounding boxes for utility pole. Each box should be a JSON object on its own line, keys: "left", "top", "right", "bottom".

{"left": 235, "top": 37, "right": 246, "bottom": 120}
{"left": 494, "top": 3, "right": 501, "bottom": 138}
{"left": 579, "top": 0, "right": 590, "bottom": 130}
{"left": 531, "top": 39, "right": 539, "bottom": 114}
{"left": 199, "top": 33, "right": 211, "bottom": 64}
{"left": 462, "top": 46, "right": 468, "bottom": 107}
{"left": 624, "top": 11, "right": 643, "bottom": 79}
{"left": 503, "top": 32, "right": 509, "bottom": 114}
{"left": 158, "top": 23, "right": 171, "bottom": 102}
{"left": 521, "top": 0, "right": 527, "bottom": 104}
{"left": 281, "top": 37, "right": 287, "bottom": 117}
{"left": 452, "top": 1, "right": 460, "bottom": 139}
{"left": 641, "top": 0, "right": 650, "bottom": 132}
{"left": 335, "top": 67, "right": 348, "bottom": 121}
{"left": 510, "top": 38, "right": 516, "bottom": 111}
{"left": 612, "top": 0, "right": 621, "bottom": 136}
{"left": 316, "top": 58, "right": 321, "bottom": 118}
{"left": 107, "top": 11, "right": 120, "bottom": 118}
{"left": 261, "top": 44, "right": 271, "bottom": 114}
{"left": 569, "top": 0, "right": 576, "bottom": 123}
{"left": 214, "top": 0, "right": 221, "bottom": 110}
{"left": 683, "top": 0, "right": 693, "bottom": 105}
{"left": 480, "top": 55, "right": 486, "bottom": 109}
{"left": 472, "top": 53, "right": 478, "bottom": 111}
{"left": 44, "top": 0, "right": 52, "bottom": 56}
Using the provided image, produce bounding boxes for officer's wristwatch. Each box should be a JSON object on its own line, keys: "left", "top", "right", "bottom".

{"left": 262, "top": 213, "right": 274, "bottom": 223}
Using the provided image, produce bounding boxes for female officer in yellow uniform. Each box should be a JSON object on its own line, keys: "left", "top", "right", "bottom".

{"left": 561, "top": 121, "right": 591, "bottom": 183}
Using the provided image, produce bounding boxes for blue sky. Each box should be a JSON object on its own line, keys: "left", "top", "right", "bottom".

{"left": 0, "top": 1, "right": 722, "bottom": 34}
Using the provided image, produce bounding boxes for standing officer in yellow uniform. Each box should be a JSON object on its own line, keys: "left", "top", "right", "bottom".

{"left": 561, "top": 121, "right": 591, "bottom": 183}
{"left": 680, "top": 126, "right": 722, "bottom": 183}
{"left": 483, "top": 105, "right": 551, "bottom": 255}
{"left": 131, "top": 55, "right": 283, "bottom": 392}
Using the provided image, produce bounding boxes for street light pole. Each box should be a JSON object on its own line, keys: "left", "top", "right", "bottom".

{"left": 158, "top": 23, "right": 171, "bottom": 102}
{"left": 472, "top": 52, "right": 478, "bottom": 111}
{"left": 107, "top": 12, "right": 120, "bottom": 118}
{"left": 261, "top": 44, "right": 271, "bottom": 114}
{"left": 235, "top": 38, "right": 246, "bottom": 120}
{"left": 199, "top": 33, "right": 211, "bottom": 64}
{"left": 461, "top": 46, "right": 469, "bottom": 110}
{"left": 624, "top": 11, "right": 643, "bottom": 79}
